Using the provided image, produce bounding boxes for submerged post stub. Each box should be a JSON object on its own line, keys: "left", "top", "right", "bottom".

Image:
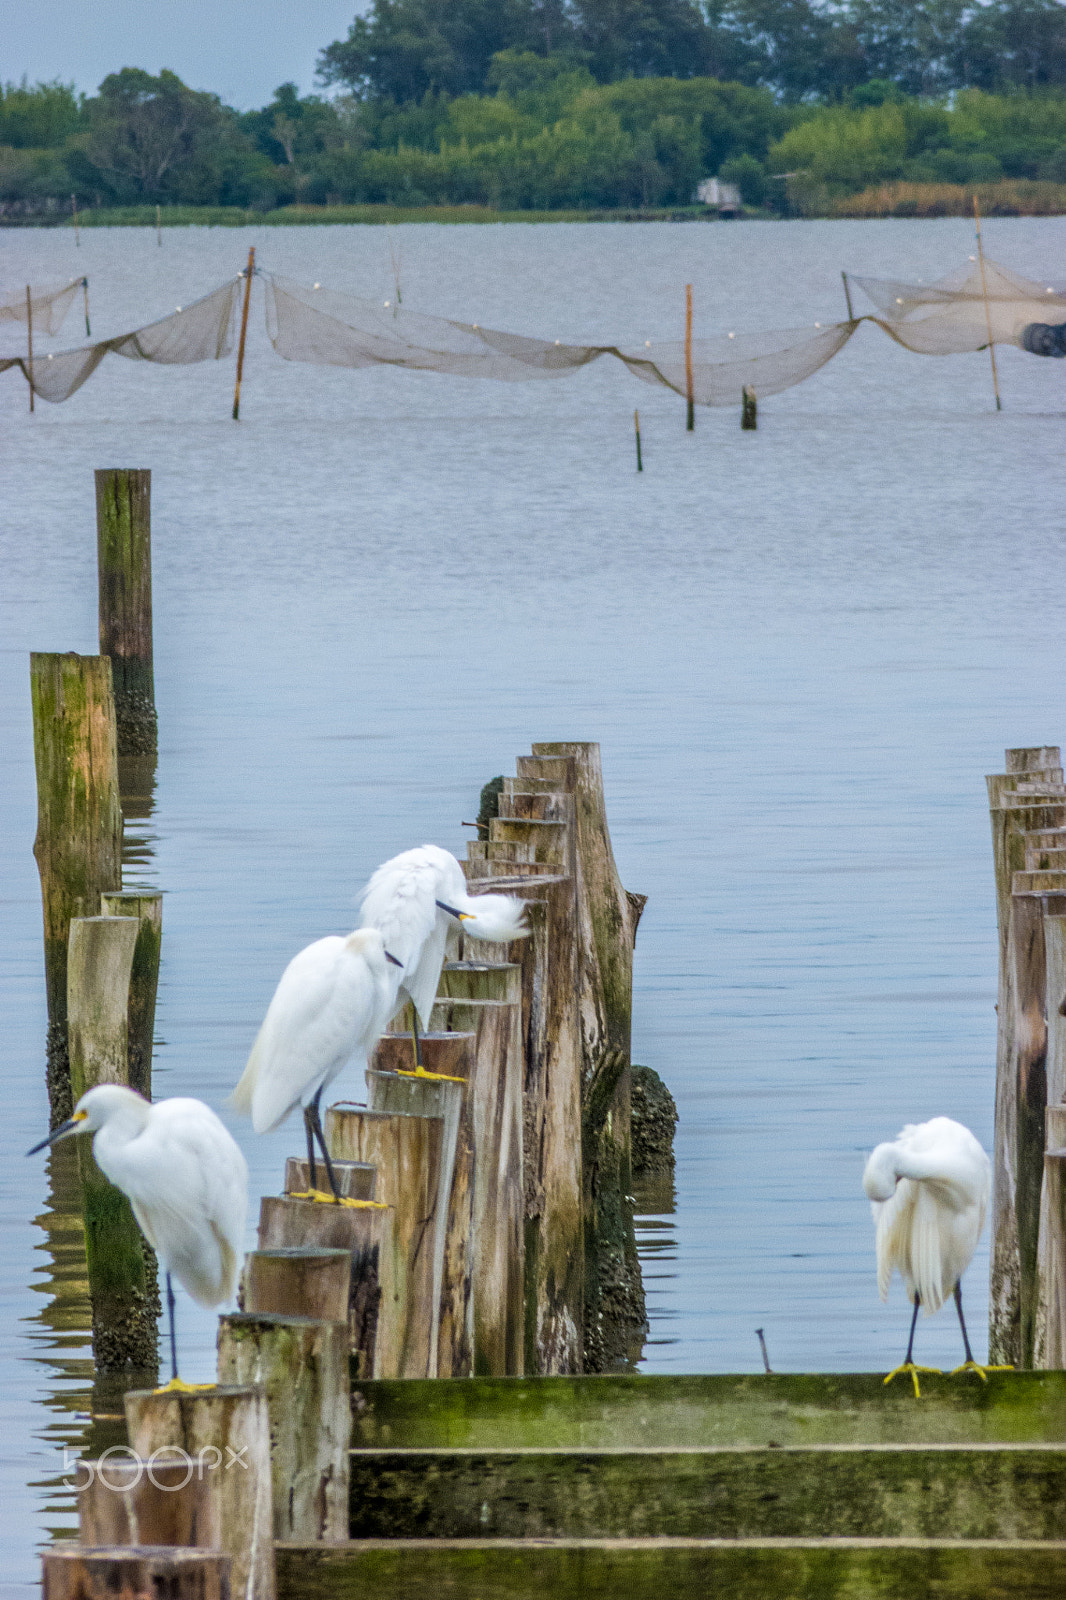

{"left": 31, "top": 652, "right": 122, "bottom": 1123}
{"left": 742, "top": 385, "right": 758, "bottom": 429}
{"left": 95, "top": 468, "right": 157, "bottom": 757}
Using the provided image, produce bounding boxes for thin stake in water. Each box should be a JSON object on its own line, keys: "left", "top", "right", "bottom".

{"left": 634, "top": 408, "right": 643, "bottom": 471}
{"left": 25, "top": 285, "right": 34, "bottom": 414}
{"left": 82, "top": 276, "right": 91, "bottom": 337}
{"left": 232, "top": 246, "right": 255, "bottom": 422}
{"left": 387, "top": 226, "right": 402, "bottom": 312}
{"left": 841, "top": 269, "right": 854, "bottom": 321}
{"left": 71, "top": 192, "right": 80, "bottom": 247}
{"left": 972, "top": 195, "right": 1002, "bottom": 412}
{"left": 756, "top": 1327, "right": 772, "bottom": 1373}
{"left": 685, "top": 283, "right": 695, "bottom": 431}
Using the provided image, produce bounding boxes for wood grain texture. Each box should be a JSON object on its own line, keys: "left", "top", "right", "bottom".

{"left": 99, "top": 890, "right": 162, "bottom": 1097}
{"left": 243, "top": 1248, "right": 351, "bottom": 1323}
{"left": 125, "top": 1385, "right": 275, "bottom": 1600}
{"left": 95, "top": 468, "right": 156, "bottom": 755}
{"left": 257, "top": 1196, "right": 383, "bottom": 1376}
{"left": 324, "top": 1106, "right": 443, "bottom": 1378}
{"left": 43, "top": 1547, "right": 230, "bottom": 1600}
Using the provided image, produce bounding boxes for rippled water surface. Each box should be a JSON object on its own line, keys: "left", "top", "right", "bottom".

{"left": 3, "top": 215, "right": 1066, "bottom": 1592}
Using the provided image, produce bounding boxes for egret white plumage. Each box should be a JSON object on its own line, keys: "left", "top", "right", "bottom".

{"left": 231, "top": 926, "right": 402, "bottom": 1199}
{"left": 862, "top": 1115, "right": 1009, "bottom": 1395}
{"left": 359, "top": 844, "right": 529, "bottom": 1077}
{"left": 28, "top": 1085, "right": 247, "bottom": 1391}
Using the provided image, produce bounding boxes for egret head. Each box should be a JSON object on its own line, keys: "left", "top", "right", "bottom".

{"left": 456, "top": 893, "right": 530, "bottom": 944}
{"left": 27, "top": 1084, "right": 151, "bottom": 1154}
{"left": 862, "top": 1141, "right": 901, "bottom": 1202}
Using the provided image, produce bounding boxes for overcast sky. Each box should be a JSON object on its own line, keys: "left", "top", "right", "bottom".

{"left": 4, "top": 0, "right": 370, "bottom": 109}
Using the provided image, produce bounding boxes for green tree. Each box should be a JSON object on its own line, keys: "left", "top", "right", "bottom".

{"left": 0, "top": 79, "right": 83, "bottom": 147}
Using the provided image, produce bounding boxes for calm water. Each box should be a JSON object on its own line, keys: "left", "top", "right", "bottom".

{"left": 3, "top": 216, "right": 1066, "bottom": 1589}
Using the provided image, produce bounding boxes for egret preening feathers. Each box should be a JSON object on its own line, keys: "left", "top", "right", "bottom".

{"left": 28, "top": 1085, "right": 248, "bottom": 1390}
{"left": 359, "top": 844, "right": 529, "bottom": 1076}
{"left": 231, "top": 926, "right": 400, "bottom": 1200}
{"left": 862, "top": 1116, "right": 1008, "bottom": 1395}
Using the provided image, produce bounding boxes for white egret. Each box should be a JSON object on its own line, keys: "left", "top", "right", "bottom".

{"left": 359, "top": 844, "right": 529, "bottom": 1077}
{"left": 862, "top": 1115, "right": 1009, "bottom": 1395}
{"left": 28, "top": 1085, "right": 247, "bottom": 1391}
{"left": 231, "top": 926, "right": 402, "bottom": 1199}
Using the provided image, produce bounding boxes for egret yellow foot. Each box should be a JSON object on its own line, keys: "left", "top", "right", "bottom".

{"left": 396, "top": 1067, "right": 467, "bottom": 1084}
{"left": 288, "top": 1189, "right": 388, "bottom": 1209}
{"left": 950, "top": 1360, "right": 1014, "bottom": 1381}
{"left": 883, "top": 1362, "right": 941, "bottom": 1398}
{"left": 153, "top": 1377, "right": 216, "bottom": 1395}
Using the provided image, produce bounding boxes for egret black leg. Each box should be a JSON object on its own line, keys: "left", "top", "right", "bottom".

{"left": 304, "top": 1104, "right": 318, "bottom": 1191}
{"left": 309, "top": 1087, "right": 341, "bottom": 1200}
{"left": 954, "top": 1282, "right": 975, "bottom": 1365}
{"left": 166, "top": 1271, "right": 178, "bottom": 1384}
{"left": 904, "top": 1291, "right": 921, "bottom": 1365}
{"left": 410, "top": 1002, "right": 423, "bottom": 1071}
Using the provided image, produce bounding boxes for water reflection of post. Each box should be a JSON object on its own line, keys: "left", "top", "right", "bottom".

{"left": 27, "top": 1138, "right": 129, "bottom": 1549}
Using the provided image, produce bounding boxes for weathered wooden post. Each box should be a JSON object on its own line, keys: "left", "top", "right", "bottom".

{"left": 433, "top": 963, "right": 525, "bottom": 1375}
{"left": 42, "top": 1548, "right": 229, "bottom": 1600}
{"left": 283, "top": 1155, "right": 375, "bottom": 1201}
{"left": 742, "top": 385, "right": 757, "bottom": 429}
{"left": 68, "top": 914, "right": 158, "bottom": 1373}
{"left": 256, "top": 1196, "right": 384, "bottom": 1377}
{"left": 218, "top": 1311, "right": 350, "bottom": 1542}
{"left": 685, "top": 282, "right": 695, "bottom": 431}
{"left": 530, "top": 742, "right": 647, "bottom": 1369}
{"left": 243, "top": 1247, "right": 350, "bottom": 1322}
{"left": 369, "top": 1034, "right": 476, "bottom": 1376}
{"left": 77, "top": 1456, "right": 214, "bottom": 1545}
{"left": 31, "top": 652, "right": 122, "bottom": 1123}
{"left": 1042, "top": 1104, "right": 1066, "bottom": 1367}
{"left": 986, "top": 748, "right": 1066, "bottom": 1365}
{"left": 95, "top": 469, "right": 157, "bottom": 757}
{"left": 125, "top": 1384, "right": 275, "bottom": 1600}
{"left": 325, "top": 1104, "right": 444, "bottom": 1378}
{"left": 464, "top": 870, "right": 583, "bottom": 1374}
{"left": 99, "top": 889, "right": 162, "bottom": 1097}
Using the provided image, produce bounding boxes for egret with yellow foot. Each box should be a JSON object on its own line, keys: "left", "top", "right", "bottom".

{"left": 359, "top": 844, "right": 528, "bottom": 1078}
{"left": 863, "top": 1116, "right": 1008, "bottom": 1397}
{"left": 28, "top": 1085, "right": 247, "bottom": 1391}
{"left": 231, "top": 926, "right": 402, "bottom": 1199}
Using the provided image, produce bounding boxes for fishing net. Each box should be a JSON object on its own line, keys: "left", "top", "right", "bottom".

{"left": 19, "top": 278, "right": 240, "bottom": 403}
{"left": 852, "top": 259, "right": 1066, "bottom": 356}
{"left": 0, "top": 277, "right": 84, "bottom": 336}
{"left": 263, "top": 271, "right": 856, "bottom": 404}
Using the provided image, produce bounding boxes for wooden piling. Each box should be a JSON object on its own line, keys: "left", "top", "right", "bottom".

{"left": 68, "top": 914, "right": 158, "bottom": 1373}
{"left": 243, "top": 1247, "right": 351, "bottom": 1322}
{"left": 125, "top": 1383, "right": 275, "bottom": 1600}
{"left": 100, "top": 889, "right": 162, "bottom": 1097}
{"left": 973, "top": 194, "right": 1003, "bottom": 411}
{"left": 634, "top": 409, "right": 643, "bottom": 471}
{"left": 433, "top": 963, "right": 525, "bottom": 1375}
{"left": 325, "top": 1105, "right": 444, "bottom": 1378}
{"left": 841, "top": 270, "right": 854, "bottom": 321}
{"left": 1042, "top": 1104, "right": 1066, "bottom": 1367}
{"left": 464, "top": 872, "right": 583, "bottom": 1374}
{"left": 31, "top": 652, "right": 122, "bottom": 1123}
{"left": 77, "top": 1457, "right": 215, "bottom": 1545}
{"left": 257, "top": 1196, "right": 383, "bottom": 1377}
{"left": 369, "top": 1035, "right": 476, "bottom": 1377}
{"left": 218, "top": 1311, "right": 350, "bottom": 1543}
{"left": 283, "top": 1155, "right": 375, "bottom": 1202}
{"left": 26, "top": 284, "right": 34, "bottom": 412}
{"left": 232, "top": 247, "right": 254, "bottom": 421}
{"left": 742, "top": 386, "right": 757, "bottom": 429}
{"left": 685, "top": 283, "right": 694, "bottom": 431}
{"left": 95, "top": 468, "right": 157, "bottom": 757}
{"left": 43, "top": 1548, "right": 229, "bottom": 1600}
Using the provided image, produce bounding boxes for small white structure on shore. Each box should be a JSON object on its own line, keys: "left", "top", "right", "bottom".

{"left": 695, "top": 177, "right": 742, "bottom": 214}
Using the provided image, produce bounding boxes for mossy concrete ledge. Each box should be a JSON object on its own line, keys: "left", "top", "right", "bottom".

{"left": 276, "top": 1537, "right": 1066, "bottom": 1600}
{"left": 349, "top": 1371, "right": 1066, "bottom": 1449}
{"left": 346, "top": 1445, "right": 1066, "bottom": 1540}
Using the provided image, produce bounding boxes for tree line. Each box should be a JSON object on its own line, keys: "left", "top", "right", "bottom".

{"left": 3, "top": 1, "right": 1066, "bottom": 216}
